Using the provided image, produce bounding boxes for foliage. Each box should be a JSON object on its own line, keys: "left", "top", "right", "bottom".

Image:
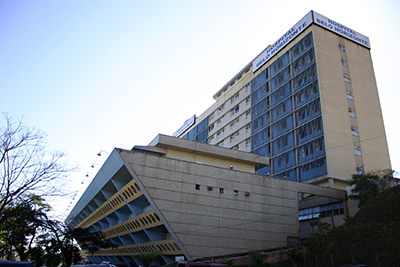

{"left": 0, "top": 114, "right": 75, "bottom": 221}
{"left": 133, "top": 251, "right": 162, "bottom": 267}
{"left": 303, "top": 185, "right": 400, "bottom": 266}
{"left": 37, "top": 221, "right": 115, "bottom": 267}
{"left": 248, "top": 250, "right": 272, "bottom": 267}
{"left": 348, "top": 169, "right": 394, "bottom": 207}
{"left": 285, "top": 249, "right": 304, "bottom": 267}
{"left": 223, "top": 257, "right": 235, "bottom": 267}
{"left": 0, "top": 194, "right": 50, "bottom": 261}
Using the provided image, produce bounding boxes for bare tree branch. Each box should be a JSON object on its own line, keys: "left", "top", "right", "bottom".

{"left": 0, "top": 113, "right": 77, "bottom": 219}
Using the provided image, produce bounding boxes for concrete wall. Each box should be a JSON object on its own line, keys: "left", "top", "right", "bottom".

{"left": 120, "top": 147, "right": 345, "bottom": 260}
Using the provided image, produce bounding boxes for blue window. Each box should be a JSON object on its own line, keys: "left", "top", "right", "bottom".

{"left": 270, "top": 51, "right": 290, "bottom": 77}
{"left": 298, "top": 137, "right": 325, "bottom": 164}
{"left": 272, "top": 115, "right": 294, "bottom": 138}
{"left": 296, "top": 98, "right": 321, "bottom": 126}
{"left": 275, "top": 168, "right": 297, "bottom": 181}
{"left": 252, "top": 96, "right": 270, "bottom": 117}
{"left": 293, "top": 47, "right": 315, "bottom": 75}
{"left": 271, "top": 81, "right": 292, "bottom": 106}
{"left": 251, "top": 83, "right": 269, "bottom": 105}
{"left": 272, "top": 98, "right": 293, "bottom": 122}
{"left": 295, "top": 81, "right": 319, "bottom": 108}
{"left": 297, "top": 117, "right": 323, "bottom": 144}
{"left": 273, "top": 149, "right": 296, "bottom": 173}
{"left": 293, "top": 64, "right": 317, "bottom": 91}
{"left": 252, "top": 111, "right": 270, "bottom": 133}
{"left": 251, "top": 68, "right": 268, "bottom": 90}
{"left": 252, "top": 127, "right": 270, "bottom": 149}
{"left": 272, "top": 131, "right": 295, "bottom": 156}
{"left": 299, "top": 157, "right": 327, "bottom": 182}
{"left": 271, "top": 66, "right": 291, "bottom": 92}
{"left": 291, "top": 32, "right": 313, "bottom": 60}
{"left": 252, "top": 144, "right": 270, "bottom": 157}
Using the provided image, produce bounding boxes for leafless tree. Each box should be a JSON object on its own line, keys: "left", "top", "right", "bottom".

{"left": 0, "top": 114, "right": 75, "bottom": 220}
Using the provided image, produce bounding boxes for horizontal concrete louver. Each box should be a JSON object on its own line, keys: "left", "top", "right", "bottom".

{"left": 74, "top": 180, "right": 143, "bottom": 229}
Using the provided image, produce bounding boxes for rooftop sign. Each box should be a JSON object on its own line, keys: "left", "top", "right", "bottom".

{"left": 252, "top": 11, "right": 370, "bottom": 72}
{"left": 172, "top": 115, "right": 195, "bottom": 137}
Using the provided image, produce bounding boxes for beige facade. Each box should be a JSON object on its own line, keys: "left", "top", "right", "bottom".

{"left": 66, "top": 135, "right": 346, "bottom": 265}
{"left": 179, "top": 19, "right": 391, "bottom": 186}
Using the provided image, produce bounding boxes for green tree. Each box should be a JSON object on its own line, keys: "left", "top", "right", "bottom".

{"left": 133, "top": 251, "right": 162, "bottom": 267}
{"left": 223, "top": 258, "right": 235, "bottom": 267}
{"left": 248, "top": 251, "right": 266, "bottom": 267}
{"left": 349, "top": 169, "right": 394, "bottom": 207}
{"left": 37, "top": 221, "right": 115, "bottom": 267}
{"left": 0, "top": 194, "right": 50, "bottom": 261}
{"left": 285, "top": 249, "right": 304, "bottom": 267}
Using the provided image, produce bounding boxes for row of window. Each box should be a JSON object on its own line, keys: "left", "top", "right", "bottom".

{"left": 299, "top": 202, "right": 344, "bottom": 221}
{"left": 195, "top": 184, "right": 250, "bottom": 196}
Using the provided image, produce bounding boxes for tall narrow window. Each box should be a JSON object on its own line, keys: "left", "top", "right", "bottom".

{"left": 344, "top": 75, "right": 351, "bottom": 83}
{"left": 351, "top": 126, "right": 359, "bottom": 136}
{"left": 354, "top": 145, "right": 362, "bottom": 156}
{"left": 349, "top": 108, "right": 356, "bottom": 118}
{"left": 346, "top": 91, "right": 354, "bottom": 100}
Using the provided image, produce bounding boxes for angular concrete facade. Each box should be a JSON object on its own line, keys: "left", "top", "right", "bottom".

{"left": 66, "top": 135, "right": 346, "bottom": 266}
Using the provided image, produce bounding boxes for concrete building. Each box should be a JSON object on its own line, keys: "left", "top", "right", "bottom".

{"left": 176, "top": 10, "right": 391, "bottom": 188}
{"left": 66, "top": 135, "right": 346, "bottom": 266}
{"left": 66, "top": 10, "right": 391, "bottom": 266}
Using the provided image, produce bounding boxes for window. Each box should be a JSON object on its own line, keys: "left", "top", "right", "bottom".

{"left": 230, "top": 122, "right": 234, "bottom": 129}
{"left": 246, "top": 83, "right": 251, "bottom": 92}
{"left": 339, "top": 44, "right": 346, "bottom": 52}
{"left": 217, "top": 119, "right": 222, "bottom": 126}
{"left": 246, "top": 110, "right": 251, "bottom": 119}
{"left": 351, "top": 126, "right": 359, "bottom": 136}
{"left": 341, "top": 59, "right": 348, "bottom": 67}
{"left": 246, "top": 138, "right": 251, "bottom": 147}
{"left": 235, "top": 119, "right": 239, "bottom": 126}
{"left": 344, "top": 75, "right": 351, "bottom": 83}
{"left": 354, "top": 145, "right": 362, "bottom": 156}
{"left": 209, "top": 135, "right": 214, "bottom": 143}
{"left": 208, "top": 124, "right": 214, "bottom": 132}
{"left": 217, "top": 104, "right": 225, "bottom": 114}
{"left": 232, "top": 145, "right": 239, "bottom": 150}
{"left": 209, "top": 112, "right": 215, "bottom": 121}
{"left": 246, "top": 96, "right": 251, "bottom": 105}
{"left": 220, "top": 188, "right": 224, "bottom": 194}
{"left": 217, "top": 141, "right": 224, "bottom": 147}
{"left": 246, "top": 124, "right": 251, "bottom": 133}
{"left": 233, "top": 190, "right": 238, "bottom": 196}
{"left": 349, "top": 108, "right": 356, "bottom": 118}
{"left": 231, "top": 93, "right": 239, "bottom": 104}
{"left": 346, "top": 90, "right": 354, "bottom": 100}
{"left": 195, "top": 184, "right": 200, "bottom": 190}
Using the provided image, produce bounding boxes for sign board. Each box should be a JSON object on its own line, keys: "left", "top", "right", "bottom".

{"left": 252, "top": 11, "right": 370, "bottom": 72}
{"left": 172, "top": 115, "right": 196, "bottom": 137}
{"left": 313, "top": 12, "right": 370, "bottom": 49}
{"left": 252, "top": 11, "right": 313, "bottom": 72}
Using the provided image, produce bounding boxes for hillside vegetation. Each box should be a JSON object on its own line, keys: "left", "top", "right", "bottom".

{"left": 305, "top": 185, "right": 400, "bottom": 266}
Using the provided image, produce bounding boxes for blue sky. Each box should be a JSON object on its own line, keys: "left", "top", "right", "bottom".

{"left": 1, "top": 0, "right": 399, "bottom": 219}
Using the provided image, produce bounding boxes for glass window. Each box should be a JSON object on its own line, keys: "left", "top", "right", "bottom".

{"left": 354, "top": 145, "right": 362, "bottom": 156}
{"left": 346, "top": 90, "right": 353, "bottom": 100}
{"left": 349, "top": 108, "right": 356, "bottom": 118}
{"left": 342, "top": 59, "right": 348, "bottom": 67}
{"left": 351, "top": 126, "right": 359, "bottom": 136}
{"left": 344, "top": 75, "right": 351, "bottom": 83}
{"left": 218, "top": 104, "right": 225, "bottom": 114}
